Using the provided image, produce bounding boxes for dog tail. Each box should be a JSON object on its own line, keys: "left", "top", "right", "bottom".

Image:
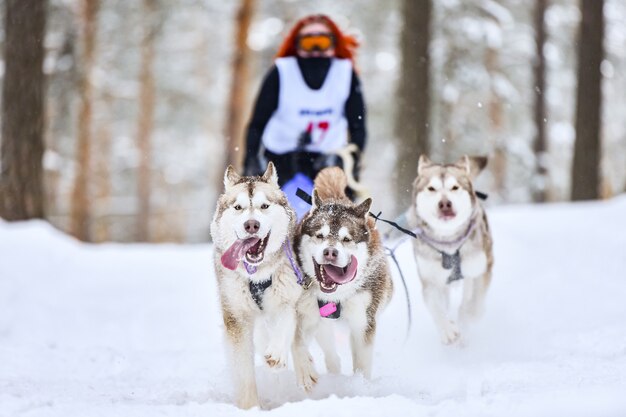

{"left": 332, "top": 144, "right": 369, "bottom": 198}
{"left": 314, "top": 167, "right": 349, "bottom": 201}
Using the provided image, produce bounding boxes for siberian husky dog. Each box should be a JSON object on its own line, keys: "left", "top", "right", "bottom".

{"left": 210, "top": 162, "right": 303, "bottom": 409}
{"left": 407, "top": 155, "right": 493, "bottom": 345}
{"left": 292, "top": 167, "right": 393, "bottom": 391}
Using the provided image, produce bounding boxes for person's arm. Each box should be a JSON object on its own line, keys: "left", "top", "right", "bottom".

{"left": 344, "top": 70, "right": 367, "bottom": 152}
{"left": 244, "top": 66, "right": 280, "bottom": 175}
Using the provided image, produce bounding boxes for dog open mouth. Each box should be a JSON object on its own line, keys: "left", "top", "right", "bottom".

{"left": 221, "top": 233, "right": 270, "bottom": 270}
{"left": 313, "top": 255, "right": 358, "bottom": 293}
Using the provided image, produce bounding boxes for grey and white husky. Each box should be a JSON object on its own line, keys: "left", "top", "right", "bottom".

{"left": 407, "top": 155, "right": 493, "bottom": 345}
{"left": 292, "top": 167, "right": 393, "bottom": 391}
{"left": 210, "top": 162, "right": 302, "bottom": 409}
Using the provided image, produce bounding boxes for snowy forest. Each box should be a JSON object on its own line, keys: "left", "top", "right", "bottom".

{"left": 2, "top": 1, "right": 626, "bottom": 416}
{"left": 0, "top": 0, "right": 624, "bottom": 242}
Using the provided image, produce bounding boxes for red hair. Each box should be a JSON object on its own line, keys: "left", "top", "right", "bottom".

{"left": 275, "top": 15, "right": 359, "bottom": 66}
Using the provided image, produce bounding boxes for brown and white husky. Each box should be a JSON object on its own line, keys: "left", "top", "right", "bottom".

{"left": 292, "top": 167, "right": 393, "bottom": 391}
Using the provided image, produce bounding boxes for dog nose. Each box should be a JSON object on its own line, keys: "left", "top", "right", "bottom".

{"left": 244, "top": 220, "right": 260, "bottom": 234}
{"left": 323, "top": 247, "right": 338, "bottom": 261}
{"left": 438, "top": 200, "right": 453, "bottom": 210}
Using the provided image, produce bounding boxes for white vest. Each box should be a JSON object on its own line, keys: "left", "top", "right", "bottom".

{"left": 262, "top": 57, "right": 352, "bottom": 154}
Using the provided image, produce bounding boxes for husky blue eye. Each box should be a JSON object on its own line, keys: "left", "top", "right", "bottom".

{"left": 234, "top": 204, "right": 242, "bottom": 210}
{"left": 261, "top": 203, "right": 269, "bottom": 209}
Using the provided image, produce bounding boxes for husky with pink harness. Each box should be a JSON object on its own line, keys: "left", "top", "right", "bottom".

{"left": 210, "top": 162, "right": 303, "bottom": 409}
{"left": 291, "top": 167, "right": 393, "bottom": 391}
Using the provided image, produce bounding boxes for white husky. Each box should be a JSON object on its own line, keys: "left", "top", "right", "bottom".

{"left": 407, "top": 155, "right": 494, "bottom": 345}
{"left": 210, "top": 162, "right": 303, "bottom": 409}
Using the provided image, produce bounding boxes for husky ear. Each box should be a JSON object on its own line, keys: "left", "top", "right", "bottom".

{"left": 311, "top": 189, "right": 323, "bottom": 209}
{"left": 417, "top": 155, "right": 433, "bottom": 176}
{"left": 354, "top": 198, "right": 372, "bottom": 219}
{"left": 261, "top": 161, "right": 279, "bottom": 186}
{"left": 224, "top": 165, "right": 241, "bottom": 190}
{"left": 455, "top": 155, "right": 488, "bottom": 178}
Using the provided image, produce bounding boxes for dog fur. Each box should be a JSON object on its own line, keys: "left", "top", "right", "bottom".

{"left": 210, "top": 162, "right": 302, "bottom": 409}
{"left": 291, "top": 167, "right": 393, "bottom": 391}
{"left": 407, "top": 155, "right": 493, "bottom": 345}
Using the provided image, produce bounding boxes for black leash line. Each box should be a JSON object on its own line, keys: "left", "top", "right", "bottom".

{"left": 369, "top": 211, "right": 416, "bottom": 238}
{"left": 295, "top": 188, "right": 312, "bottom": 206}
{"left": 475, "top": 191, "right": 488, "bottom": 200}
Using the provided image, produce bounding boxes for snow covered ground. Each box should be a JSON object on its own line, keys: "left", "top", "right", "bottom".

{"left": 1, "top": 196, "right": 626, "bottom": 417}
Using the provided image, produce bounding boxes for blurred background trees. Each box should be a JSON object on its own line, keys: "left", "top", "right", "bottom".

{"left": 571, "top": 0, "right": 604, "bottom": 201}
{"left": 70, "top": 0, "right": 99, "bottom": 241}
{"left": 532, "top": 0, "right": 548, "bottom": 203}
{"left": 0, "top": 0, "right": 624, "bottom": 242}
{"left": 394, "top": 0, "right": 431, "bottom": 211}
{"left": 225, "top": 0, "right": 255, "bottom": 173}
{"left": 0, "top": 0, "right": 47, "bottom": 220}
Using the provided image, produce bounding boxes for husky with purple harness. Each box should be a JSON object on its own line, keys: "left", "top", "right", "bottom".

{"left": 210, "top": 162, "right": 305, "bottom": 409}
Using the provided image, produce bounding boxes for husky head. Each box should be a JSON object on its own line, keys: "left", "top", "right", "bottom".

{"left": 297, "top": 191, "right": 373, "bottom": 296}
{"left": 210, "top": 162, "right": 295, "bottom": 272}
{"left": 413, "top": 155, "right": 487, "bottom": 234}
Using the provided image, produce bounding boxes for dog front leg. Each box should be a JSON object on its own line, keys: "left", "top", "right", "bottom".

{"left": 292, "top": 333, "right": 319, "bottom": 391}
{"left": 346, "top": 308, "right": 374, "bottom": 379}
{"left": 350, "top": 332, "right": 374, "bottom": 379}
{"left": 315, "top": 321, "right": 341, "bottom": 374}
{"left": 223, "top": 309, "right": 258, "bottom": 409}
{"left": 263, "top": 305, "right": 296, "bottom": 370}
{"left": 459, "top": 271, "right": 491, "bottom": 325}
{"left": 422, "top": 282, "right": 460, "bottom": 345}
{"left": 292, "top": 305, "right": 319, "bottom": 392}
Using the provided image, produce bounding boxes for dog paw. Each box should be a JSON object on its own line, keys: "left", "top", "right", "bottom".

{"left": 440, "top": 320, "right": 461, "bottom": 345}
{"left": 295, "top": 355, "right": 318, "bottom": 392}
{"left": 297, "top": 368, "right": 318, "bottom": 392}
{"left": 264, "top": 350, "right": 288, "bottom": 369}
{"left": 236, "top": 391, "right": 260, "bottom": 409}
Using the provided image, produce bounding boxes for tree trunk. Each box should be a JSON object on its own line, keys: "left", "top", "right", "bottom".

{"left": 0, "top": 0, "right": 47, "bottom": 220}
{"left": 93, "top": 95, "right": 112, "bottom": 243}
{"left": 46, "top": 30, "right": 77, "bottom": 221}
{"left": 136, "top": 0, "right": 158, "bottom": 242}
{"left": 394, "top": 0, "right": 432, "bottom": 213}
{"left": 486, "top": 47, "right": 507, "bottom": 201}
{"left": 70, "top": 0, "right": 99, "bottom": 240}
{"left": 571, "top": 0, "right": 604, "bottom": 201}
{"left": 224, "top": 0, "right": 255, "bottom": 172}
{"left": 533, "top": 0, "right": 548, "bottom": 202}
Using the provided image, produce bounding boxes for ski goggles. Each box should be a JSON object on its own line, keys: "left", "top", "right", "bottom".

{"left": 297, "top": 33, "right": 335, "bottom": 52}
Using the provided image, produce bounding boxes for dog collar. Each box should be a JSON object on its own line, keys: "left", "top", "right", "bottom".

{"left": 413, "top": 217, "right": 477, "bottom": 249}
{"left": 243, "top": 261, "right": 257, "bottom": 274}
{"left": 318, "top": 299, "right": 341, "bottom": 319}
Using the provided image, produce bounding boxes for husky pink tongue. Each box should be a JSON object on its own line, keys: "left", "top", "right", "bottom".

{"left": 221, "top": 237, "right": 260, "bottom": 270}
{"left": 322, "top": 255, "right": 358, "bottom": 284}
